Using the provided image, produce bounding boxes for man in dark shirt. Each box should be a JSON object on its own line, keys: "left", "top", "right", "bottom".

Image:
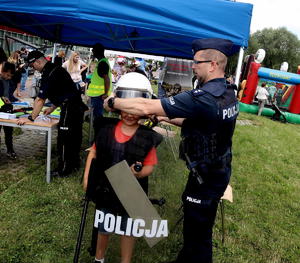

{"left": 86, "top": 43, "right": 112, "bottom": 120}
{"left": 104, "top": 38, "right": 239, "bottom": 263}
{"left": 17, "top": 50, "right": 86, "bottom": 177}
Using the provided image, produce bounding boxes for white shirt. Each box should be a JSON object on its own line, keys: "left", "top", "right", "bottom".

{"left": 256, "top": 86, "right": 269, "bottom": 100}
{"left": 62, "top": 60, "right": 85, "bottom": 83}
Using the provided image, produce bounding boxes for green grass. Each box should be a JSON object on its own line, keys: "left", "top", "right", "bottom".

{"left": 1, "top": 113, "right": 300, "bottom": 262}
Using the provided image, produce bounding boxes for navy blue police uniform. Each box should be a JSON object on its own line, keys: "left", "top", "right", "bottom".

{"left": 160, "top": 38, "right": 239, "bottom": 263}
{"left": 34, "top": 56, "right": 87, "bottom": 175}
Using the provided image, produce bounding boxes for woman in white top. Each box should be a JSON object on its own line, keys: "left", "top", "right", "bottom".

{"left": 62, "top": 52, "right": 87, "bottom": 92}
{"left": 255, "top": 82, "right": 269, "bottom": 116}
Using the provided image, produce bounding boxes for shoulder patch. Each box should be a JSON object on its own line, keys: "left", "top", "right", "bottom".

{"left": 168, "top": 96, "right": 176, "bottom": 105}
{"left": 192, "top": 89, "right": 205, "bottom": 97}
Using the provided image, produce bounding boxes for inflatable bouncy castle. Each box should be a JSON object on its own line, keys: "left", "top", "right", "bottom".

{"left": 239, "top": 49, "right": 300, "bottom": 124}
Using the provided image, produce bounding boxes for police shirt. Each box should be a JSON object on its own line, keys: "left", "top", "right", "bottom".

{"left": 38, "top": 62, "right": 80, "bottom": 106}
{"left": 161, "top": 78, "right": 238, "bottom": 129}
{"left": 161, "top": 78, "right": 239, "bottom": 198}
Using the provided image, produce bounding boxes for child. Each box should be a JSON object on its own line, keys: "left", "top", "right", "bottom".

{"left": 83, "top": 72, "right": 162, "bottom": 263}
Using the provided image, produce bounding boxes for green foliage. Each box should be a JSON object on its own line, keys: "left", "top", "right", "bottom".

{"left": 247, "top": 27, "right": 300, "bottom": 72}
{"left": 1, "top": 114, "right": 300, "bottom": 262}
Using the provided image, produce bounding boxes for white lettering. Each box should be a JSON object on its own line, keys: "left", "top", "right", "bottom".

{"left": 94, "top": 210, "right": 105, "bottom": 228}
{"left": 104, "top": 213, "right": 115, "bottom": 232}
{"left": 115, "top": 215, "right": 125, "bottom": 235}
{"left": 223, "top": 104, "right": 239, "bottom": 120}
{"left": 156, "top": 220, "right": 169, "bottom": 237}
{"left": 125, "top": 217, "right": 133, "bottom": 236}
{"left": 186, "top": 196, "right": 202, "bottom": 204}
{"left": 223, "top": 109, "right": 228, "bottom": 119}
{"left": 93, "top": 210, "right": 169, "bottom": 238}
{"left": 145, "top": 220, "right": 158, "bottom": 238}
{"left": 132, "top": 219, "right": 145, "bottom": 237}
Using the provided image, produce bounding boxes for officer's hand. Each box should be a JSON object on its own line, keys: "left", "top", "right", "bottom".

{"left": 17, "top": 117, "right": 31, "bottom": 125}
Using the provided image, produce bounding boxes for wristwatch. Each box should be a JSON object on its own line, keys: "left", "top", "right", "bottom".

{"left": 107, "top": 97, "right": 115, "bottom": 109}
{"left": 27, "top": 115, "right": 34, "bottom": 121}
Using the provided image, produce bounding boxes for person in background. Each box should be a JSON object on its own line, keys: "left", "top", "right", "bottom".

{"left": 17, "top": 50, "right": 87, "bottom": 177}
{"left": 267, "top": 84, "right": 277, "bottom": 104}
{"left": 86, "top": 43, "right": 112, "bottom": 121}
{"left": 128, "top": 60, "right": 147, "bottom": 77}
{"left": 274, "top": 86, "right": 284, "bottom": 107}
{"left": 255, "top": 82, "right": 269, "bottom": 116}
{"left": 112, "top": 57, "right": 126, "bottom": 82}
{"left": 0, "top": 47, "right": 7, "bottom": 71}
{"left": 0, "top": 62, "right": 18, "bottom": 159}
{"left": 7, "top": 51, "right": 22, "bottom": 98}
{"left": 104, "top": 38, "right": 239, "bottom": 263}
{"left": 63, "top": 51, "right": 87, "bottom": 92}
{"left": 19, "top": 47, "right": 28, "bottom": 91}
{"left": 54, "top": 50, "right": 65, "bottom": 67}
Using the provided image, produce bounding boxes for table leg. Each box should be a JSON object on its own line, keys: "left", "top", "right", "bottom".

{"left": 46, "top": 128, "right": 52, "bottom": 183}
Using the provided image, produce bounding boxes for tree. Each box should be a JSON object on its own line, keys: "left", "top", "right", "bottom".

{"left": 246, "top": 27, "right": 300, "bottom": 72}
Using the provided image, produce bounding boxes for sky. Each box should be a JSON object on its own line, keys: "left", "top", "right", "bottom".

{"left": 239, "top": 0, "right": 300, "bottom": 39}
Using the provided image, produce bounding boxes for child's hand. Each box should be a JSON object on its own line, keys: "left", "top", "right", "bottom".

{"left": 130, "top": 162, "right": 143, "bottom": 177}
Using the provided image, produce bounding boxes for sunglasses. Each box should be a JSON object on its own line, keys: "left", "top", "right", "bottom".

{"left": 193, "top": 60, "right": 212, "bottom": 64}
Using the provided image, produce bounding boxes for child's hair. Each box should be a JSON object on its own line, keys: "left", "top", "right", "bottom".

{"left": 1, "top": 62, "right": 16, "bottom": 74}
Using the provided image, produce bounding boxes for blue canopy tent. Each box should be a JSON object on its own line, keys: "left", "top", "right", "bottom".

{"left": 0, "top": 0, "right": 253, "bottom": 57}
{"left": 0, "top": 0, "right": 252, "bottom": 82}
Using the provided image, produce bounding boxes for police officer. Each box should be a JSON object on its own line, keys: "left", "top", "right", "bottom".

{"left": 17, "top": 50, "right": 87, "bottom": 177}
{"left": 103, "top": 38, "right": 239, "bottom": 263}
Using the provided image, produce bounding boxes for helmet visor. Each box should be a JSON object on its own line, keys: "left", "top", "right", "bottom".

{"left": 115, "top": 88, "right": 151, "bottom": 99}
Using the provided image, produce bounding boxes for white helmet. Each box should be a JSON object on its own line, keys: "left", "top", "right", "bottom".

{"left": 114, "top": 72, "right": 153, "bottom": 98}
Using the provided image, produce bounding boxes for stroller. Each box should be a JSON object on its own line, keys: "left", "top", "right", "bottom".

{"left": 271, "top": 103, "right": 287, "bottom": 123}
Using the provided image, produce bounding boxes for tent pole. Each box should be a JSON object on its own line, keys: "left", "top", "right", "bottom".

{"left": 234, "top": 47, "right": 244, "bottom": 86}
{"left": 52, "top": 43, "right": 57, "bottom": 63}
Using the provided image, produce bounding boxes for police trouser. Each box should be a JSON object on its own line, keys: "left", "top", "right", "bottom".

{"left": 176, "top": 194, "right": 219, "bottom": 263}
{"left": 57, "top": 99, "right": 84, "bottom": 171}
{"left": 0, "top": 125, "right": 13, "bottom": 152}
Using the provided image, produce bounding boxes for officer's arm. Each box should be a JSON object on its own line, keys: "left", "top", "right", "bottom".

{"left": 110, "top": 97, "right": 167, "bottom": 117}
{"left": 83, "top": 147, "right": 96, "bottom": 191}
{"left": 17, "top": 97, "right": 45, "bottom": 125}
{"left": 31, "top": 97, "right": 45, "bottom": 120}
{"left": 157, "top": 116, "right": 185, "bottom": 127}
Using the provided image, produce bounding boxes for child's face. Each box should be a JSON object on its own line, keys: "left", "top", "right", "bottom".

{"left": 120, "top": 111, "right": 140, "bottom": 126}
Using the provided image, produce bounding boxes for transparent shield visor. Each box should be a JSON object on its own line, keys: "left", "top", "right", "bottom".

{"left": 115, "top": 88, "right": 151, "bottom": 99}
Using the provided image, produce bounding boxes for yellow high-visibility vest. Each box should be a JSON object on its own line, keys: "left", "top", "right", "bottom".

{"left": 86, "top": 58, "right": 112, "bottom": 97}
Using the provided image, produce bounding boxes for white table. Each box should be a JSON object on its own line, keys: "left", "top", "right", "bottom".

{"left": 0, "top": 118, "right": 59, "bottom": 183}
